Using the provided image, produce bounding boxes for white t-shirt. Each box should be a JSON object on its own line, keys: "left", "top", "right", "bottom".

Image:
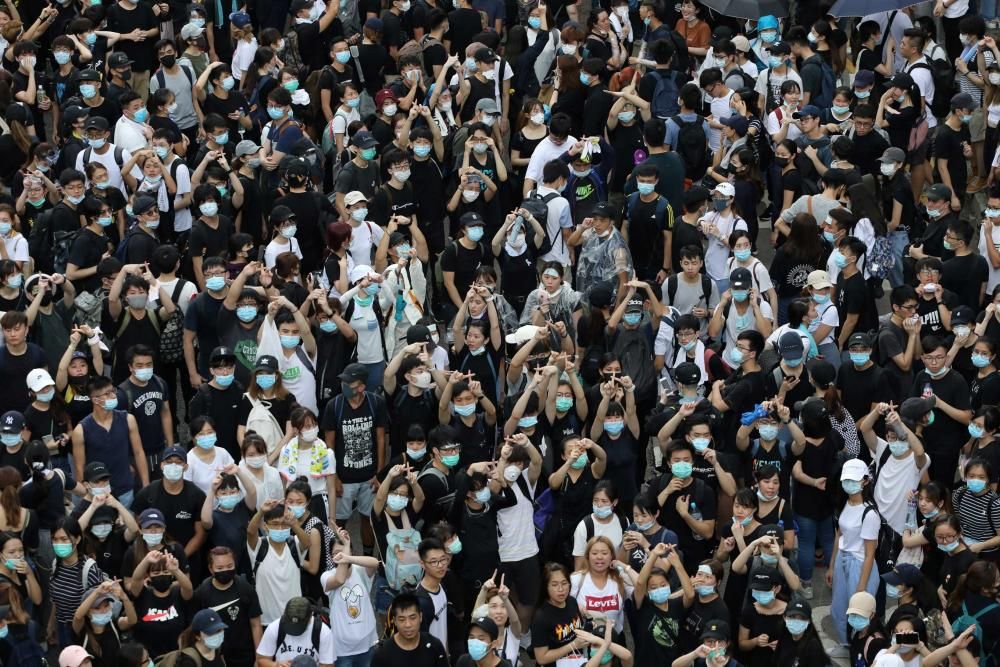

{"left": 525, "top": 136, "right": 578, "bottom": 186}
{"left": 232, "top": 38, "right": 258, "bottom": 80}
{"left": 873, "top": 438, "right": 931, "bottom": 535}
{"left": 184, "top": 447, "right": 235, "bottom": 494}
{"left": 277, "top": 347, "right": 318, "bottom": 414}
{"left": 347, "top": 220, "right": 384, "bottom": 266}
{"left": 724, "top": 257, "right": 774, "bottom": 295}
{"left": 703, "top": 211, "right": 748, "bottom": 282}
{"left": 809, "top": 300, "right": 839, "bottom": 346}
{"left": 249, "top": 538, "right": 304, "bottom": 624}
{"left": 347, "top": 297, "right": 383, "bottom": 364}
{"left": 569, "top": 571, "right": 633, "bottom": 634}
{"left": 765, "top": 107, "right": 803, "bottom": 142}
{"left": 156, "top": 277, "right": 198, "bottom": 316}
{"left": 979, "top": 223, "right": 1000, "bottom": 293}
{"left": 572, "top": 515, "right": 625, "bottom": 557}
{"left": 114, "top": 115, "right": 147, "bottom": 154}
{"left": 535, "top": 185, "right": 573, "bottom": 266}
{"left": 837, "top": 501, "right": 882, "bottom": 560}
{"left": 166, "top": 158, "right": 193, "bottom": 232}
{"left": 708, "top": 91, "right": 735, "bottom": 151}
{"left": 903, "top": 58, "right": 937, "bottom": 128}
{"left": 75, "top": 143, "right": 143, "bottom": 197}
{"left": 256, "top": 617, "right": 336, "bottom": 664}
{"left": 332, "top": 107, "right": 361, "bottom": 136}
{"left": 719, "top": 299, "right": 774, "bottom": 367}
{"left": 497, "top": 472, "right": 540, "bottom": 562}
{"left": 424, "top": 584, "right": 448, "bottom": 650}
{"left": 1, "top": 233, "right": 29, "bottom": 263}
{"left": 755, "top": 68, "right": 802, "bottom": 109}
{"left": 239, "top": 460, "right": 285, "bottom": 510}
{"left": 277, "top": 438, "right": 337, "bottom": 497}
{"left": 265, "top": 237, "right": 303, "bottom": 268}
{"left": 321, "top": 567, "right": 378, "bottom": 657}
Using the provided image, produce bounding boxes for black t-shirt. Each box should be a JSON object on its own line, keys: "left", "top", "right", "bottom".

{"left": 940, "top": 548, "right": 977, "bottom": 594}
{"left": 67, "top": 228, "right": 112, "bottom": 293}
{"left": 498, "top": 246, "right": 539, "bottom": 300}
{"left": 942, "top": 253, "right": 989, "bottom": 310}
{"left": 649, "top": 474, "right": 717, "bottom": 564}
{"left": 372, "top": 633, "right": 450, "bottom": 667}
{"left": 356, "top": 43, "right": 389, "bottom": 95}
{"left": 131, "top": 481, "right": 207, "bottom": 548}
{"left": 445, "top": 8, "right": 483, "bottom": 57}
{"left": 836, "top": 362, "right": 893, "bottom": 424}
{"left": 103, "top": 305, "right": 162, "bottom": 384}
{"left": 189, "top": 216, "right": 234, "bottom": 263}
{"left": 117, "top": 376, "right": 170, "bottom": 453}
{"left": 530, "top": 599, "right": 583, "bottom": 667}
{"left": 84, "top": 527, "right": 130, "bottom": 580}
{"left": 202, "top": 92, "right": 251, "bottom": 137}
{"left": 192, "top": 576, "right": 263, "bottom": 664}
{"left": 740, "top": 601, "right": 786, "bottom": 667}
{"left": 792, "top": 434, "right": 843, "bottom": 520}
{"left": 582, "top": 85, "right": 614, "bottom": 137}
{"left": 184, "top": 291, "right": 225, "bottom": 377}
{"left": 387, "top": 386, "right": 438, "bottom": 456}
{"left": 628, "top": 195, "right": 669, "bottom": 274}
{"left": 776, "top": 634, "right": 827, "bottom": 667}
{"left": 836, "top": 271, "right": 877, "bottom": 338}
{"left": 188, "top": 383, "right": 245, "bottom": 461}
{"left": 104, "top": 2, "right": 159, "bottom": 71}
{"left": 133, "top": 586, "right": 189, "bottom": 658}
{"left": 972, "top": 370, "right": 1000, "bottom": 412}
{"left": 911, "top": 369, "right": 970, "bottom": 462}
{"left": 321, "top": 392, "right": 390, "bottom": 483}
{"left": 335, "top": 159, "right": 382, "bottom": 197}
{"left": 916, "top": 289, "right": 958, "bottom": 339}
{"left": 0, "top": 343, "right": 47, "bottom": 416}
{"left": 273, "top": 191, "right": 334, "bottom": 274}
{"left": 670, "top": 220, "right": 703, "bottom": 274}
{"left": 877, "top": 321, "right": 911, "bottom": 403}
{"left": 24, "top": 403, "right": 70, "bottom": 456}
{"left": 850, "top": 129, "right": 890, "bottom": 178}
{"left": 422, "top": 42, "right": 448, "bottom": 78}
{"left": 634, "top": 597, "right": 684, "bottom": 663}
{"left": 439, "top": 241, "right": 488, "bottom": 302}
{"left": 0, "top": 446, "right": 29, "bottom": 481}
{"left": 934, "top": 122, "right": 971, "bottom": 196}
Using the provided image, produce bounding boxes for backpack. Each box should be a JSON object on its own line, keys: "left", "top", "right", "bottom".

{"left": 861, "top": 503, "right": 903, "bottom": 574}
{"left": 666, "top": 30, "right": 691, "bottom": 76}
{"left": 951, "top": 601, "right": 1000, "bottom": 666}
{"left": 665, "top": 272, "right": 712, "bottom": 310}
{"left": 245, "top": 394, "right": 285, "bottom": 455}
{"left": 417, "top": 464, "right": 456, "bottom": 515}
{"left": 269, "top": 609, "right": 330, "bottom": 661}
{"left": 158, "top": 280, "right": 189, "bottom": 364}
{"left": 155, "top": 64, "right": 194, "bottom": 91}
{"left": 802, "top": 57, "right": 835, "bottom": 110}
{"left": 867, "top": 236, "right": 894, "bottom": 280}
{"left": 583, "top": 512, "right": 628, "bottom": 541}
{"left": 252, "top": 534, "right": 301, "bottom": 581}
{"left": 5, "top": 627, "right": 47, "bottom": 666}
{"left": 611, "top": 324, "right": 655, "bottom": 399}
{"left": 27, "top": 207, "right": 55, "bottom": 267}
{"left": 533, "top": 486, "right": 557, "bottom": 540}
{"left": 909, "top": 52, "right": 954, "bottom": 119}
{"left": 304, "top": 65, "right": 333, "bottom": 128}
{"left": 729, "top": 67, "right": 757, "bottom": 91}
{"left": 52, "top": 227, "right": 84, "bottom": 275}
{"left": 626, "top": 191, "right": 672, "bottom": 269}
{"left": 650, "top": 69, "right": 680, "bottom": 119}
{"left": 383, "top": 509, "right": 424, "bottom": 590}
{"left": 671, "top": 115, "right": 710, "bottom": 181}
{"left": 521, "top": 189, "right": 560, "bottom": 255}
{"left": 155, "top": 648, "right": 209, "bottom": 667}
{"left": 397, "top": 35, "right": 442, "bottom": 75}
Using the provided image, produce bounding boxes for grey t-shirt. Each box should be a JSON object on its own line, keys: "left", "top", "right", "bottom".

{"left": 661, "top": 275, "right": 721, "bottom": 335}
{"left": 149, "top": 65, "right": 198, "bottom": 130}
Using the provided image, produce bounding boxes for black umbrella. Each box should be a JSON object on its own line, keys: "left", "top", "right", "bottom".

{"left": 829, "top": 0, "right": 925, "bottom": 17}
{"left": 700, "top": 0, "right": 789, "bottom": 19}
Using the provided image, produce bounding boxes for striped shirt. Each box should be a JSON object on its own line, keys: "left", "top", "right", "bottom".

{"left": 958, "top": 46, "right": 995, "bottom": 106}
{"left": 952, "top": 487, "right": 1000, "bottom": 551}
{"left": 50, "top": 557, "right": 106, "bottom": 622}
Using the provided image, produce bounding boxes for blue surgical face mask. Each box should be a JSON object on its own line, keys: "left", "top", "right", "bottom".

{"left": 593, "top": 502, "right": 614, "bottom": 519}
{"left": 637, "top": 182, "right": 656, "bottom": 195}
{"left": 833, "top": 250, "right": 848, "bottom": 269}
{"left": 413, "top": 144, "right": 432, "bottom": 158}
{"left": 850, "top": 351, "right": 870, "bottom": 366}
{"left": 205, "top": 276, "right": 226, "bottom": 292}
{"left": 696, "top": 584, "right": 715, "bottom": 597}
{"left": 969, "top": 423, "right": 985, "bottom": 439}
{"left": 731, "top": 289, "right": 749, "bottom": 302}
{"left": 454, "top": 403, "right": 476, "bottom": 417}
{"left": 758, "top": 425, "right": 779, "bottom": 441}
{"left": 848, "top": 613, "right": 870, "bottom": 631}
{"left": 760, "top": 553, "right": 779, "bottom": 565}
{"left": 734, "top": 249, "right": 752, "bottom": 262}
{"left": 256, "top": 374, "right": 276, "bottom": 390}
{"left": 785, "top": 618, "right": 810, "bottom": 635}
{"left": 885, "top": 584, "right": 900, "bottom": 599}
{"left": 691, "top": 437, "right": 711, "bottom": 453}
{"left": 972, "top": 353, "right": 993, "bottom": 368}
{"left": 196, "top": 433, "right": 217, "bottom": 449}
{"left": 823, "top": 230, "right": 836, "bottom": 244}
{"left": 237, "top": 305, "right": 257, "bottom": 322}
{"left": 648, "top": 586, "right": 671, "bottom": 604}
{"left": 280, "top": 335, "right": 300, "bottom": 349}
{"left": 200, "top": 202, "right": 219, "bottom": 217}
{"left": 474, "top": 487, "right": 491, "bottom": 503}
{"left": 623, "top": 312, "right": 642, "bottom": 326}
{"left": 832, "top": 105, "right": 850, "bottom": 115}
{"left": 671, "top": 461, "right": 692, "bottom": 479}
{"left": 855, "top": 90, "right": 871, "bottom": 99}
{"left": 467, "top": 638, "right": 490, "bottom": 660}
{"left": 518, "top": 415, "right": 538, "bottom": 429}
{"left": 203, "top": 631, "right": 225, "bottom": 649}
{"left": 90, "top": 611, "right": 113, "bottom": 626}
{"left": 319, "top": 320, "right": 337, "bottom": 333}
{"left": 604, "top": 420, "right": 625, "bottom": 435}
{"left": 842, "top": 479, "right": 863, "bottom": 495}
{"left": 768, "top": 56, "right": 784, "bottom": 69}
{"left": 268, "top": 527, "right": 291, "bottom": 542}
{"left": 218, "top": 493, "right": 242, "bottom": 510}
{"left": 752, "top": 589, "right": 775, "bottom": 605}
{"left": 939, "top": 539, "right": 960, "bottom": 553}
{"left": 968, "top": 478, "right": 988, "bottom": 494}
{"left": 729, "top": 347, "right": 744, "bottom": 365}
{"left": 889, "top": 441, "right": 910, "bottom": 457}
{"left": 134, "top": 367, "right": 154, "bottom": 382}
{"left": 467, "top": 226, "right": 484, "bottom": 243}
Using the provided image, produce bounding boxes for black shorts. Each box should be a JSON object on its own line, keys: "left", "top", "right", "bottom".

{"left": 500, "top": 555, "right": 541, "bottom": 608}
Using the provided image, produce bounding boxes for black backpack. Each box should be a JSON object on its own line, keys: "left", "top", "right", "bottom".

{"left": 521, "top": 190, "right": 560, "bottom": 255}
{"left": 802, "top": 57, "right": 835, "bottom": 110}
{"left": 665, "top": 273, "right": 712, "bottom": 310}
{"left": 861, "top": 502, "right": 903, "bottom": 574}
{"left": 672, "top": 115, "right": 710, "bottom": 181}
{"left": 650, "top": 70, "right": 681, "bottom": 119}
{"left": 909, "top": 54, "right": 955, "bottom": 119}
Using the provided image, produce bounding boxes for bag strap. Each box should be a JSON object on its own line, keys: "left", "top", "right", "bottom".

{"left": 878, "top": 12, "right": 898, "bottom": 54}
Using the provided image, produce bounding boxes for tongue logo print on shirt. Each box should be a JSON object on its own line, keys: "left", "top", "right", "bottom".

{"left": 142, "top": 605, "right": 179, "bottom": 622}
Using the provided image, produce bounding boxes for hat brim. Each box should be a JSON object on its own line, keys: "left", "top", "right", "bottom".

{"left": 211, "top": 355, "right": 237, "bottom": 364}
{"left": 700, "top": 631, "right": 727, "bottom": 641}
{"left": 881, "top": 571, "right": 904, "bottom": 585}
{"left": 201, "top": 619, "right": 228, "bottom": 633}
{"left": 730, "top": 282, "right": 751, "bottom": 290}
{"left": 338, "top": 372, "right": 368, "bottom": 382}
{"left": 140, "top": 520, "right": 166, "bottom": 528}
{"left": 847, "top": 606, "right": 872, "bottom": 617}
{"left": 809, "top": 281, "right": 833, "bottom": 290}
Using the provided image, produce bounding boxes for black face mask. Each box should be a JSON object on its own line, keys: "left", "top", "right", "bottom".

{"left": 118, "top": 67, "right": 132, "bottom": 81}
{"left": 150, "top": 574, "right": 173, "bottom": 592}
{"left": 773, "top": 156, "right": 789, "bottom": 168}
{"left": 160, "top": 54, "right": 176, "bottom": 68}
{"left": 213, "top": 569, "right": 236, "bottom": 585}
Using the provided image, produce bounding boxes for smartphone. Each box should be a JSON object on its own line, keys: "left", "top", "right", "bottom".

{"left": 659, "top": 377, "right": 671, "bottom": 393}
{"left": 349, "top": 45, "right": 360, "bottom": 59}
{"left": 257, "top": 246, "right": 266, "bottom": 263}
{"left": 895, "top": 632, "right": 919, "bottom": 646}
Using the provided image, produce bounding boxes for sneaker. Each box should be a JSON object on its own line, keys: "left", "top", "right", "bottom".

{"left": 967, "top": 176, "right": 986, "bottom": 193}
{"left": 801, "top": 582, "right": 813, "bottom": 599}
{"left": 826, "top": 645, "right": 849, "bottom": 659}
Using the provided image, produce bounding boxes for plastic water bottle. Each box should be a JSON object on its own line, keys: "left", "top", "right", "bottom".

{"left": 905, "top": 491, "right": 919, "bottom": 531}
{"left": 690, "top": 502, "right": 704, "bottom": 541}
{"left": 394, "top": 288, "right": 405, "bottom": 322}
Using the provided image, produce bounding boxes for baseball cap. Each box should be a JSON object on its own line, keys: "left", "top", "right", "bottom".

{"left": 878, "top": 147, "right": 906, "bottom": 164}
{"left": 700, "top": 619, "right": 730, "bottom": 641}
{"left": 108, "top": 52, "right": 133, "bottom": 68}
{"left": 64, "top": 105, "right": 89, "bottom": 123}
{"left": 289, "top": 0, "right": 312, "bottom": 13}
{"left": 750, "top": 568, "right": 779, "bottom": 590}
{"left": 475, "top": 98, "right": 500, "bottom": 115}
{"left": 786, "top": 598, "right": 811, "bottom": 618}
{"left": 270, "top": 205, "right": 296, "bottom": 224}
{"left": 406, "top": 324, "right": 434, "bottom": 346}
{"left": 768, "top": 41, "right": 791, "bottom": 56}
{"left": 84, "top": 461, "right": 110, "bottom": 482}
{"left": 338, "top": 363, "right": 369, "bottom": 384}
{"left": 710, "top": 25, "right": 733, "bottom": 48}
{"left": 952, "top": 305, "right": 976, "bottom": 325}
{"left": 78, "top": 68, "right": 102, "bottom": 82}
{"left": 675, "top": 362, "right": 701, "bottom": 387}
{"left": 808, "top": 359, "right": 836, "bottom": 387}
{"left": 235, "top": 139, "right": 260, "bottom": 157}
{"left": 460, "top": 211, "right": 485, "bottom": 228}
{"left": 282, "top": 597, "right": 313, "bottom": 636}
{"left": 180, "top": 22, "right": 204, "bottom": 40}
{"left": 348, "top": 264, "right": 375, "bottom": 284}
{"left": 881, "top": 564, "right": 923, "bottom": 588}
{"left": 760, "top": 523, "right": 784, "bottom": 546}
{"left": 85, "top": 586, "right": 117, "bottom": 608}
{"left": 191, "top": 608, "right": 228, "bottom": 634}
{"left": 847, "top": 591, "right": 876, "bottom": 617}
{"left": 26, "top": 368, "right": 54, "bottom": 393}
{"left": 847, "top": 332, "right": 872, "bottom": 349}
{"left": 138, "top": 508, "right": 166, "bottom": 528}
{"left": 887, "top": 72, "right": 914, "bottom": 90}
{"left": 840, "top": 458, "right": 868, "bottom": 481}
{"left": 0, "top": 411, "right": 23, "bottom": 434}
{"left": 926, "top": 183, "right": 952, "bottom": 201}
{"left": 131, "top": 194, "right": 157, "bottom": 216}
{"left": 255, "top": 355, "right": 279, "bottom": 372}
{"left": 729, "top": 267, "right": 752, "bottom": 290}
{"left": 796, "top": 104, "right": 821, "bottom": 119}
{"left": 364, "top": 16, "right": 384, "bottom": 31}
{"left": 350, "top": 130, "right": 378, "bottom": 149}
{"left": 344, "top": 191, "right": 368, "bottom": 207}
{"left": 210, "top": 346, "right": 236, "bottom": 364}
{"left": 229, "top": 11, "right": 251, "bottom": 27}
{"left": 778, "top": 331, "right": 804, "bottom": 361}
{"left": 162, "top": 445, "right": 186, "bottom": 462}
{"left": 474, "top": 46, "right": 498, "bottom": 63}
{"left": 951, "top": 92, "right": 976, "bottom": 111}
{"left": 795, "top": 396, "right": 829, "bottom": 422}
{"left": 592, "top": 202, "right": 617, "bottom": 219}
{"left": 625, "top": 297, "right": 644, "bottom": 313}
{"left": 59, "top": 646, "right": 95, "bottom": 667}
{"left": 853, "top": 69, "right": 875, "bottom": 88}
{"left": 84, "top": 116, "right": 109, "bottom": 131}
{"left": 721, "top": 114, "right": 749, "bottom": 135}
{"left": 470, "top": 616, "right": 500, "bottom": 640}
{"left": 900, "top": 396, "right": 935, "bottom": 423}
{"left": 713, "top": 182, "right": 735, "bottom": 198}
{"left": 806, "top": 269, "right": 833, "bottom": 290}
{"left": 589, "top": 283, "right": 613, "bottom": 309}
{"left": 731, "top": 35, "right": 750, "bottom": 53}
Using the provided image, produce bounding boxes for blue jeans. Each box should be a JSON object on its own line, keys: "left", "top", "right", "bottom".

{"left": 794, "top": 513, "right": 834, "bottom": 583}
{"left": 337, "top": 648, "right": 374, "bottom": 667}
{"left": 831, "top": 550, "right": 881, "bottom": 645}
{"left": 118, "top": 489, "right": 134, "bottom": 509}
{"left": 818, "top": 342, "right": 840, "bottom": 370}
{"left": 363, "top": 361, "right": 386, "bottom": 394}
{"left": 983, "top": 0, "right": 998, "bottom": 19}
{"left": 889, "top": 230, "right": 909, "bottom": 288}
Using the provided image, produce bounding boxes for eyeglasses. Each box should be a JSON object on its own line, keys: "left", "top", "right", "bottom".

{"left": 898, "top": 303, "right": 918, "bottom": 311}
{"left": 922, "top": 355, "right": 946, "bottom": 362}
{"left": 423, "top": 556, "right": 451, "bottom": 568}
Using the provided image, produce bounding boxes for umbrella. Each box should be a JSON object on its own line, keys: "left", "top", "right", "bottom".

{"left": 699, "top": 0, "right": 789, "bottom": 19}
{"left": 828, "top": 0, "right": 925, "bottom": 18}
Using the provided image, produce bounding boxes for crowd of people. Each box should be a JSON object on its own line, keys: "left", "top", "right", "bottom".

{"left": 1, "top": 0, "right": 1000, "bottom": 665}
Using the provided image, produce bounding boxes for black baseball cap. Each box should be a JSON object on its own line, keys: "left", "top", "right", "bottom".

{"left": 750, "top": 567, "right": 780, "bottom": 590}
{"left": 210, "top": 346, "right": 236, "bottom": 365}
{"left": 338, "top": 363, "right": 368, "bottom": 383}
{"left": 84, "top": 461, "right": 110, "bottom": 482}
{"left": 674, "top": 362, "right": 700, "bottom": 387}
